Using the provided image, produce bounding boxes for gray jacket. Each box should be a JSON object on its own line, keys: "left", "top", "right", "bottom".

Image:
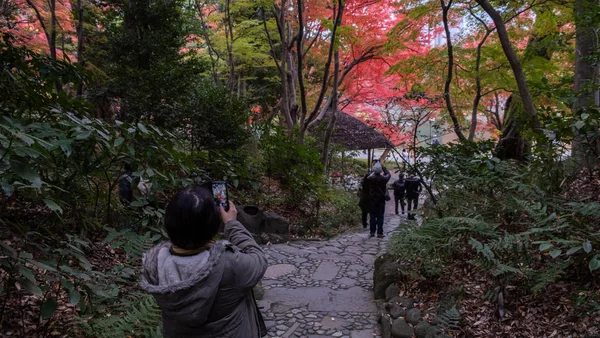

{"left": 140, "top": 220, "right": 268, "bottom": 338}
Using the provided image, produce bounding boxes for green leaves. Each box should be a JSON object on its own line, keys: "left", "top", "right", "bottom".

{"left": 43, "top": 199, "right": 63, "bottom": 214}
{"left": 69, "top": 289, "right": 81, "bottom": 306}
{"left": 583, "top": 241, "right": 592, "bottom": 253}
{"left": 9, "top": 158, "right": 41, "bottom": 188}
{"left": 539, "top": 243, "right": 552, "bottom": 252}
{"left": 589, "top": 255, "right": 600, "bottom": 272}
{"left": 137, "top": 122, "right": 149, "bottom": 134}
{"left": 41, "top": 298, "right": 57, "bottom": 319}
{"left": 20, "top": 279, "right": 43, "bottom": 297}
{"left": 114, "top": 137, "right": 125, "bottom": 147}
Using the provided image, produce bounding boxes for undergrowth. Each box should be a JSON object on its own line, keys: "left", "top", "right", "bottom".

{"left": 389, "top": 141, "right": 600, "bottom": 323}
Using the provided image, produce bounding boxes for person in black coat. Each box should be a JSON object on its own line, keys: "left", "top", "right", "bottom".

{"left": 404, "top": 173, "right": 422, "bottom": 220}
{"left": 357, "top": 171, "right": 371, "bottom": 228}
{"left": 366, "top": 162, "right": 391, "bottom": 238}
{"left": 391, "top": 173, "right": 406, "bottom": 215}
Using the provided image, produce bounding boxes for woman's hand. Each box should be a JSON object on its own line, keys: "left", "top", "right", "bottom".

{"left": 220, "top": 201, "right": 238, "bottom": 224}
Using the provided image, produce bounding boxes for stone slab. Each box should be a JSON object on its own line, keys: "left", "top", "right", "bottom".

{"left": 283, "top": 322, "right": 300, "bottom": 338}
{"left": 320, "top": 316, "right": 347, "bottom": 330}
{"left": 351, "top": 329, "right": 377, "bottom": 338}
{"left": 360, "top": 254, "right": 376, "bottom": 265}
{"left": 263, "top": 287, "right": 377, "bottom": 312}
{"left": 308, "top": 253, "right": 357, "bottom": 262}
{"left": 312, "top": 261, "right": 340, "bottom": 280}
{"left": 264, "top": 264, "right": 296, "bottom": 279}
{"left": 337, "top": 277, "right": 357, "bottom": 286}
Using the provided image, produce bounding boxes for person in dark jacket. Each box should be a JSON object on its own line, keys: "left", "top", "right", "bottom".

{"left": 357, "top": 171, "right": 371, "bottom": 228}
{"left": 366, "top": 162, "right": 391, "bottom": 238}
{"left": 404, "top": 173, "right": 422, "bottom": 220}
{"left": 140, "top": 185, "right": 268, "bottom": 338}
{"left": 118, "top": 162, "right": 134, "bottom": 204}
{"left": 391, "top": 173, "right": 406, "bottom": 215}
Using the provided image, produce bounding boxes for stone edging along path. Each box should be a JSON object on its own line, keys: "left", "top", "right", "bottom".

{"left": 258, "top": 199, "right": 402, "bottom": 338}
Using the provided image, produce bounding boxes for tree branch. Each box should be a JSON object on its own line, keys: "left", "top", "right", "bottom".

{"left": 440, "top": 0, "right": 467, "bottom": 141}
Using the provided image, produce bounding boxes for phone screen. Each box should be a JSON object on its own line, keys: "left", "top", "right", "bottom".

{"left": 211, "top": 181, "right": 229, "bottom": 210}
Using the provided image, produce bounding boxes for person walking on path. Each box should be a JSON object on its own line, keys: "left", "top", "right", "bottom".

{"left": 402, "top": 149, "right": 410, "bottom": 170}
{"left": 357, "top": 171, "right": 371, "bottom": 228}
{"left": 391, "top": 173, "right": 406, "bottom": 215}
{"left": 140, "top": 185, "right": 268, "bottom": 338}
{"left": 404, "top": 173, "right": 422, "bottom": 220}
{"left": 367, "top": 162, "right": 391, "bottom": 238}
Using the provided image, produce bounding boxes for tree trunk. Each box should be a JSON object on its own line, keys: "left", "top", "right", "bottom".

{"left": 301, "top": 0, "right": 343, "bottom": 139}
{"left": 476, "top": 0, "right": 540, "bottom": 133}
{"left": 572, "top": 0, "right": 600, "bottom": 168}
{"left": 225, "top": 0, "right": 236, "bottom": 90}
{"left": 441, "top": 0, "right": 467, "bottom": 141}
{"left": 495, "top": 95, "right": 530, "bottom": 161}
{"left": 468, "top": 28, "right": 493, "bottom": 140}
{"left": 196, "top": 1, "right": 220, "bottom": 84}
{"left": 76, "top": 0, "right": 85, "bottom": 97}
{"left": 321, "top": 50, "right": 340, "bottom": 169}
{"left": 273, "top": 2, "right": 295, "bottom": 136}
{"left": 296, "top": 0, "right": 308, "bottom": 141}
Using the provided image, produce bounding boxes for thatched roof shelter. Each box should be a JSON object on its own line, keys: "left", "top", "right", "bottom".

{"left": 328, "top": 111, "right": 391, "bottom": 150}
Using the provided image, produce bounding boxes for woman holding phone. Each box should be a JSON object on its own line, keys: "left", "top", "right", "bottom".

{"left": 140, "top": 184, "right": 268, "bottom": 337}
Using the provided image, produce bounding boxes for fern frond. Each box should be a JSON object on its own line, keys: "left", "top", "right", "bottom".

{"left": 436, "top": 306, "right": 461, "bottom": 332}
{"left": 83, "top": 291, "right": 162, "bottom": 338}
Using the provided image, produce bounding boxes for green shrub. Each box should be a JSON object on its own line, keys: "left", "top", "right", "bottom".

{"left": 389, "top": 142, "right": 600, "bottom": 297}
{"left": 319, "top": 188, "right": 361, "bottom": 236}
{"left": 260, "top": 128, "right": 324, "bottom": 196}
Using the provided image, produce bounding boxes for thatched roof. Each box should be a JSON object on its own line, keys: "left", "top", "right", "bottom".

{"left": 321, "top": 110, "right": 392, "bottom": 150}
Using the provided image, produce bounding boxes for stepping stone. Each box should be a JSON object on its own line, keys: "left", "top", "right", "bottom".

{"left": 337, "top": 277, "right": 357, "bottom": 286}
{"left": 348, "top": 264, "right": 368, "bottom": 271}
{"left": 313, "top": 261, "right": 340, "bottom": 280}
{"left": 264, "top": 264, "right": 296, "bottom": 279}
{"left": 264, "top": 286, "right": 377, "bottom": 312}
{"left": 269, "top": 251, "right": 287, "bottom": 261}
{"left": 350, "top": 329, "right": 377, "bottom": 338}
{"left": 360, "top": 254, "right": 375, "bottom": 265}
{"left": 320, "top": 246, "right": 344, "bottom": 254}
{"left": 320, "top": 316, "right": 347, "bottom": 330}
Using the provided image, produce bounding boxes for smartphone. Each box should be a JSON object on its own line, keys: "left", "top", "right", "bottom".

{"left": 211, "top": 181, "right": 229, "bottom": 211}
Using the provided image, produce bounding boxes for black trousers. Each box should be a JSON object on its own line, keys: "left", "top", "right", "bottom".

{"left": 394, "top": 195, "right": 405, "bottom": 214}
{"left": 407, "top": 195, "right": 419, "bottom": 217}
{"left": 361, "top": 207, "right": 369, "bottom": 226}
{"left": 369, "top": 202, "right": 386, "bottom": 235}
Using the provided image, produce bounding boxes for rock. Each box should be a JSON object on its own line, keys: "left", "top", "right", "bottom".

{"left": 264, "top": 264, "right": 297, "bottom": 279}
{"left": 390, "top": 296, "right": 414, "bottom": 309}
{"left": 406, "top": 308, "right": 421, "bottom": 325}
{"left": 380, "top": 314, "right": 392, "bottom": 338}
{"left": 424, "top": 326, "right": 450, "bottom": 338}
{"left": 253, "top": 281, "right": 265, "bottom": 300}
{"left": 373, "top": 254, "right": 407, "bottom": 300}
{"left": 391, "top": 318, "right": 414, "bottom": 338}
{"left": 385, "top": 284, "right": 400, "bottom": 301}
{"left": 389, "top": 303, "right": 406, "bottom": 319}
{"left": 414, "top": 321, "right": 431, "bottom": 338}
{"left": 237, "top": 205, "right": 266, "bottom": 234}
{"left": 264, "top": 212, "right": 290, "bottom": 234}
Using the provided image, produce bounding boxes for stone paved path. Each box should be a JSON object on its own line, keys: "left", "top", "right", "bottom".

{"left": 259, "top": 198, "right": 403, "bottom": 338}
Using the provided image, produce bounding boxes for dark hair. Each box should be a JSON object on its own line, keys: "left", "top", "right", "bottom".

{"left": 123, "top": 162, "right": 133, "bottom": 172}
{"left": 164, "top": 185, "right": 220, "bottom": 250}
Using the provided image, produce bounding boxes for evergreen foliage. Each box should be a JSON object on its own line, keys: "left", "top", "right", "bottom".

{"left": 389, "top": 142, "right": 600, "bottom": 299}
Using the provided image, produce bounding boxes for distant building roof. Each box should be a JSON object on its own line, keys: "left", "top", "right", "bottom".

{"left": 316, "top": 110, "right": 392, "bottom": 150}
